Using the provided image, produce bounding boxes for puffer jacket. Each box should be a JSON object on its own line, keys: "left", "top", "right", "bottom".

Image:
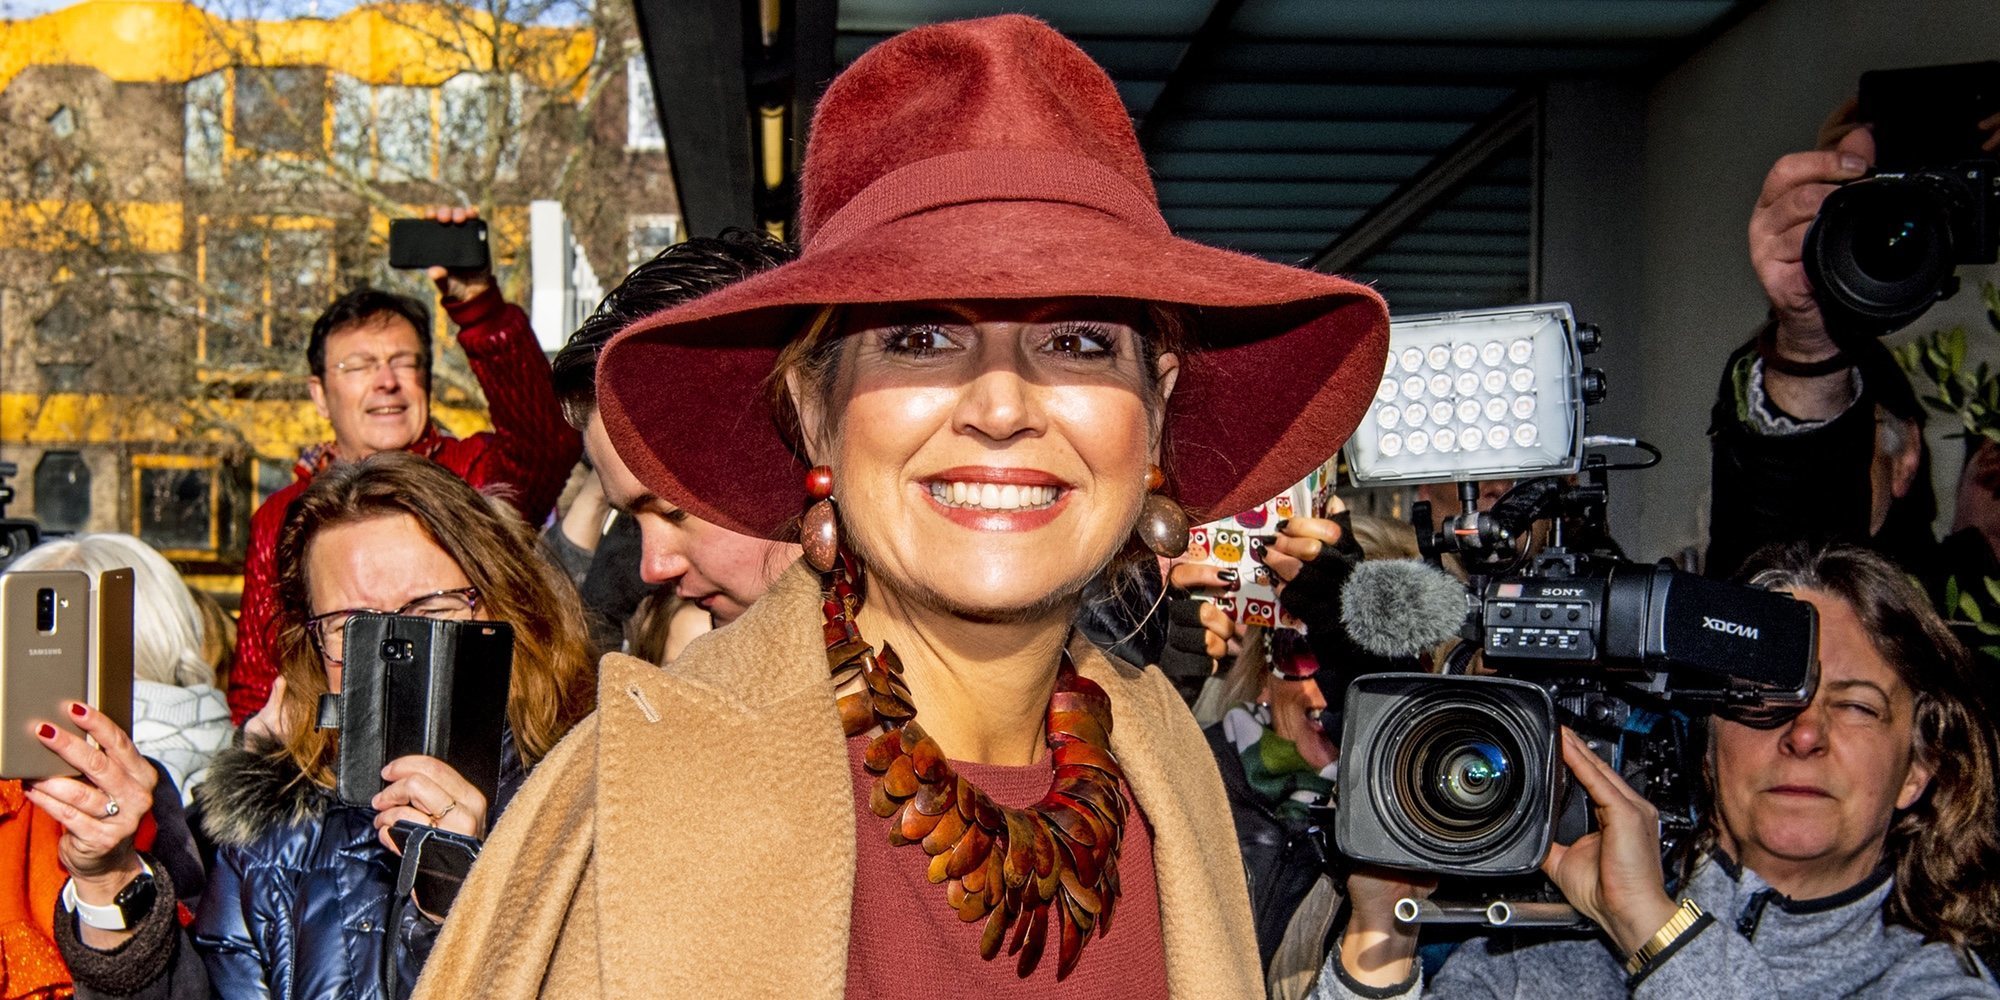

{"left": 56, "top": 736, "right": 523, "bottom": 1000}
{"left": 189, "top": 742, "right": 438, "bottom": 1000}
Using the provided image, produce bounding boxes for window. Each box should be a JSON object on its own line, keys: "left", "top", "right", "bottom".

{"left": 375, "top": 85, "right": 432, "bottom": 181}
{"left": 34, "top": 296, "right": 85, "bottom": 346}
{"left": 198, "top": 217, "right": 335, "bottom": 367}
{"left": 627, "top": 214, "right": 680, "bottom": 267}
{"left": 33, "top": 452, "right": 90, "bottom": 533}
{"left": 233, "top": 67, "right": 326, "bottom": 155}
{"left": 47, "top": 105, "right": 76, "bottom": 139}
{"left": 132, "top": 456, "right": 218, "bottom": 558}
{"left": 185, "top": 73, "right": 225, "bottom": 182}
{"left": 627, "top": 54, "right": 664, "bottom": 151}
{"left": 441, "top": 72, "right": 521, "bottom": 184}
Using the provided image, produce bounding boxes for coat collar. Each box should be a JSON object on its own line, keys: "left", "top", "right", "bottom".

{"left": 584, "top": 558, "right": 1259, "bottom": 997}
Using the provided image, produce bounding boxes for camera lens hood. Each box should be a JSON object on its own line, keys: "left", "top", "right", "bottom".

{"left": 1803, "top": 175, "right": 1958, "bottom": 338}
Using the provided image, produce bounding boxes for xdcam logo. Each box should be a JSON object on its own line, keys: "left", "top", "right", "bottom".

{"left": 1701, "top": 616, "right": 1759, "bottom": 640}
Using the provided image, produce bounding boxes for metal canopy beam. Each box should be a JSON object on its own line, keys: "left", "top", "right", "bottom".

{"left": 788, "top": 0, "right": 839, "bottom": 179}
{"left": 1135, "top": 0, "right": 1248, "bottom": 152}
{"left": 1309, "top": 88, "right": 1537, "bottom": 275}
{"left": 634, "top": 0, "right": 754, "bottom": 237}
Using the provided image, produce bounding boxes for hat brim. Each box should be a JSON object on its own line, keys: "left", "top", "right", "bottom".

{"left": 598, "top": 200, "right": 1389, "bottom": 540}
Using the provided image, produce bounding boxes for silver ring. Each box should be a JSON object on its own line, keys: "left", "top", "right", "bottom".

{"left": 101, "top": 797, "right": 119, "bottom": 819}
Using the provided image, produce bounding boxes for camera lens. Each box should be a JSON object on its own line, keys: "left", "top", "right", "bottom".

{"left": 1435, "top": 741, "right": 1511, "bottom": 812}
{"left": 1365, "top": 681, "right": 1553, "bottom": 868}
{"left": 1394, "top": 710, "right": 1525, "bottom": 847}
{"left": 1803, "top": 175, "right": 1957, "bottom": 333}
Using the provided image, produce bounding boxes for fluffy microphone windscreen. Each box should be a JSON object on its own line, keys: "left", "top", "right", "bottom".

{"left": 1339, "top": 559, "right": 1469, "bottom": 658}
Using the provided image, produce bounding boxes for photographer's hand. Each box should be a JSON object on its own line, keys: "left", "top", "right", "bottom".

{"left": 372, "top": 755, "right": 488, "bottom": 852}
{"left": 1540, "top": 728, "right": 1678, "bottom": 958}
{"left": 421, "top": 205, "right": 495, "bottom": 305}
{"left": 1747, "top": 128, "right": 1874, "bottom": 419}
{"left": 22, "top": 702, "right": 155, "bottom": 949}
{"left": 1338, "top": 866, "right": 1435, "bottom": 988}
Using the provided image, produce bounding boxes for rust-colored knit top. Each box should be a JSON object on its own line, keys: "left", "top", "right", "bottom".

{"left": 842, "top": 733, "right": 1169, "bottom": 998}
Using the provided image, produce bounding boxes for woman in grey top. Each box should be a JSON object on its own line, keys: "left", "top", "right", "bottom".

{"left": 1319, "top": 542, "right": 2000, "bottom": 999}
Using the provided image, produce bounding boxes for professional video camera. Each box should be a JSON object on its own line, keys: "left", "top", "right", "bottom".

{"left": 1804, "top": 61, "right": 2000, "bottom": 340}
{"left": 1326, "top": 304, "right": 1820, "bottom": 925}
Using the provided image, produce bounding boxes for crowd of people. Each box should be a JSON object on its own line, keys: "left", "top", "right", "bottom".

{"left": 2, "top": 14, "right": 1997, "bottom": 1000}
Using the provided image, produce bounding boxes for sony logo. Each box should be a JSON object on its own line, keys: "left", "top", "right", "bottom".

{"left": 1702, "top": 616, "right": 1759, "bottom": 640}
{"left": 1541, "top": 587, "right": 1586, "bottom": 598}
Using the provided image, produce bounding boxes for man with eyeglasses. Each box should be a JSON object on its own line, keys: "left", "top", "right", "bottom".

{"left": 229, "top": 207, "right": 579, "bottom": 725}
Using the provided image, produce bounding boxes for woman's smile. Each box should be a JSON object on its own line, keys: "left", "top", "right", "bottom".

{"left": 920, "top": 465, "right": 1073, "bottom": 530}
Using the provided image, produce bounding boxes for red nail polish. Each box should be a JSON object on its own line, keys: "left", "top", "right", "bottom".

{"left": 36, "top": 723, "right": 56, "bottom": 740}
{"left": 69, "top": 703, "right": 88, "bottom": 718}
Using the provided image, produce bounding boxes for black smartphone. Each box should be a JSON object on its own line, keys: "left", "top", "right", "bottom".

{"left": 317, "top": 614, "right": 514, "bottom": 808}
{"left": 388, "top": 218, "right": 490, "bottom": 270}
{"left": 1859, "top": 61, "right": 2000, "bottom": 169}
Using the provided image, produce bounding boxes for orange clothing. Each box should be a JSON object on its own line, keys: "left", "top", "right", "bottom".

{"left": 0, "top": 781, "right": 71, "bottom": 1000}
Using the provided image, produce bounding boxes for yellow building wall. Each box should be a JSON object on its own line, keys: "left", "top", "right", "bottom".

{"left": 0, "top": 0, "right": 596, "bottom": 92}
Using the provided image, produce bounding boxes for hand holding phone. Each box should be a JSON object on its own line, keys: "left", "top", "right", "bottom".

{"left": 21, "top": 701, "right": 154, "bottom": 893}
{"left": 389, "top": 206, "right": 493, "bottom": 304}
{"left": 371, "top": 754, "right": 488, "bottom": 851}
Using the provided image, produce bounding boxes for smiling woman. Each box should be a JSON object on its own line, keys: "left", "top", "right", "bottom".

{"left": 413, "top": 14, "right": 1387, "bottom": 1000}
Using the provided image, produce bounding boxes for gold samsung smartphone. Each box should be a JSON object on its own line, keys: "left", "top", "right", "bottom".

{"left": 90, "top": 568, "right": 134, "bottom": 735}
{"left": 0, "top": 570, "right": 91, "bottom": 779}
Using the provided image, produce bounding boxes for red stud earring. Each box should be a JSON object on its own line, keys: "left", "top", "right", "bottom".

{"left": 803, "top": 465, "right": 840, "bottom": 572}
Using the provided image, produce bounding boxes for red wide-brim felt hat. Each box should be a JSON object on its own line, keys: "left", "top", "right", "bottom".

{"left": 598, "top": 14, "right": 1390, "bottom": 541}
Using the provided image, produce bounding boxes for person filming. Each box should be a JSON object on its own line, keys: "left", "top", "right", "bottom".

{"left": 1316, "top": 542, "right": 2000, "bottom": 999}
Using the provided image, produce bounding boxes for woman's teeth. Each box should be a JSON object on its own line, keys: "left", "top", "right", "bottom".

{"left": 928, "top": 481, "right": 1059, "bottom": 511}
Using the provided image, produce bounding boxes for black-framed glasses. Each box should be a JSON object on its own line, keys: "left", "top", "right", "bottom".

{"left": 304, "top": 586, "right": 481, "bottom": 665}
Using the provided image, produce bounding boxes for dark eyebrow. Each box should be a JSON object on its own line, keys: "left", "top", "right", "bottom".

{"left": 1826, "top": 679, "right": 1894, "bottom": 701}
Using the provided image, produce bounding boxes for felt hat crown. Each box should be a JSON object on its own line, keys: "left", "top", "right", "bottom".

{"left": 598, "top": 14, "right": 1390, "bottom": 539}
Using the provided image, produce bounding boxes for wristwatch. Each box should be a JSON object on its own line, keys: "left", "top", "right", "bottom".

{"left": 61, "top": 858, "right": 157, "bottom": 932}
{"left": 1625, "top": 898, "right": 1705, "bottom": 974}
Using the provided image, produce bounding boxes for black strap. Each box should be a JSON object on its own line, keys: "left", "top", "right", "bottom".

{"left": 1756, "top": 318, "right": 1852, "bottom": 377}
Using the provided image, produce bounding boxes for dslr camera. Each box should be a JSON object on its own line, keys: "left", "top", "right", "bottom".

{"left": 1334, "top": 306, "right": 1820, "bottom": 890}
{"left": 1804, "top": 61, "right": 2000, "bottom": 337}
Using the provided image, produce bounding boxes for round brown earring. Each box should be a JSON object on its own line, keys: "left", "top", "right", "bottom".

{"left": 1135, "top": 464, "right": 1189, "bottom": 558}
{"left": 803, "top": 465, "right": 841, "bottom": 572}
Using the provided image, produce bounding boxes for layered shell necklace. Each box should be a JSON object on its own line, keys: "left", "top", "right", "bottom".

{"left": 822, "top": 554, "right": 1129, "bottom": 980}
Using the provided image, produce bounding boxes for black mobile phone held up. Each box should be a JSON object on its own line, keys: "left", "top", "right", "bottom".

{"left": 388, "top": 218, "right": 490, "bottom": 271}
{"left": 315, "top": 614, "right": 514, "bottom": 809}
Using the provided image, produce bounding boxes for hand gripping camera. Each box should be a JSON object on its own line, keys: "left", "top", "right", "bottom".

{"left": 1804, "top": 61, "right": 2000, "bottom": 339}
{"left": 1331, "top": 309, "right": 1820, "bottom": 889}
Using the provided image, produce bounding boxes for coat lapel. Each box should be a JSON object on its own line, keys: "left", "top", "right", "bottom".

{"left": 1076, "top": 640, "right": 1266, "bottom": 998}
{"left": 592, "top": 563, "right": 857, "bottom": 999}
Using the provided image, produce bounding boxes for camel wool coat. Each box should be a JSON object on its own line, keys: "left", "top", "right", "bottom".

{"left": 412, "top": 562, "right": 1263, "bottom": 998}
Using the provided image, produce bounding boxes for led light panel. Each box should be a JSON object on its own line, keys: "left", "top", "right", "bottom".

{"left": 1344, "top": 303, "right": 1584, "bottom": 487}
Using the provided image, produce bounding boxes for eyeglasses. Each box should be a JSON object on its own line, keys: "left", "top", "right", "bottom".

{"left": 303, "top": 586, "right": 480, "bottom": 665}
{"left": 330, "top": 353, "right": 424, "bottom": 381}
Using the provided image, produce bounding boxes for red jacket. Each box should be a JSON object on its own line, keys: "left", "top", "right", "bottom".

{"left": 227, "top": 288, "right": 580, "bottom": 723}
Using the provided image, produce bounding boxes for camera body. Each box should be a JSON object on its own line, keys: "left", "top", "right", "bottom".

{"left": 1803, "top": 61, "right": 2000, "bottom": 336}
{"left": 1333, "top": 473, "right": 1818, "bottom": 877}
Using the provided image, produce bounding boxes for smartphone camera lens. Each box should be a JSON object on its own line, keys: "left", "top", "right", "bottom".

{"left": 381, "top": 638, "right": 415, "bottom": 662}
{"left": 35, "top": 588, "right": 56, "bottom": 633}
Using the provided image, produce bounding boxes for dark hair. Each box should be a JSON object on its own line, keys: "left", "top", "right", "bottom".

{"left": 272, "top": 451, "right": 597, "bottom": 784}
{"left": 554, "top": 229, "right": 797, "bottom": 429}
{"left": 1726, "top": 541, "right": 2000, "bottom": 963}
{"left": 306, "top": 288, "right": 434, "bottom": 386}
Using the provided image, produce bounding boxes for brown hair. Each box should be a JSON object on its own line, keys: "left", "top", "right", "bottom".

{"left": 1731, "top": 541, "right": 2000, "bottom": 961}
{"left": 272, "top": 451, "right": 597, "bottom": 785}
